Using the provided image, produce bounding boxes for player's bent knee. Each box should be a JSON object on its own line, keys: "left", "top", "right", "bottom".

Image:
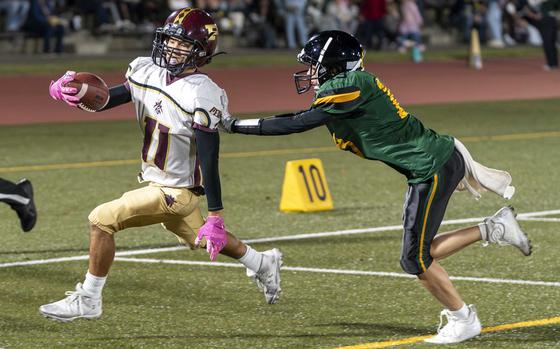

{"left": 88, "top": 204, "right": 118, "bottom": 235}
{"left": 89, "top": 222, "right": 113, "bottom": 235}
{"left": 400, "top": 257, "right": 422, "bottom": 275}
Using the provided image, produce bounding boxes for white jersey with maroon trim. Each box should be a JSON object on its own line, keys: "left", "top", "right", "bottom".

{"left": 125, "top": 57, "right": 230, "bottom": 187}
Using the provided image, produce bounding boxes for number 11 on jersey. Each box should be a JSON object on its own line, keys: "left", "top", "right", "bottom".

{"left": 142, "top": 116, "right": 171, "bottom": 170}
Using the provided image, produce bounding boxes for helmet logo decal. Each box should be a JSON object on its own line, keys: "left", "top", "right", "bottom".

{"left": 205, "top": 24, "right": 219, "bottom": 41}
{"left": 173, "top": 8, "right": 193, "bottom": 24}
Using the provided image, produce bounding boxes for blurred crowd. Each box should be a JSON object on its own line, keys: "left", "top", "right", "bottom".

{"left": 0, "top": 0, "right": 558, "bottom": 66}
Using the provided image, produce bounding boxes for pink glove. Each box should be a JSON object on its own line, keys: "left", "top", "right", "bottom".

{"left": 49, "top": 71, "right": 80, "bottom": 107}
{"left": 195, "top": 216, "right": 228, "bottom": 261}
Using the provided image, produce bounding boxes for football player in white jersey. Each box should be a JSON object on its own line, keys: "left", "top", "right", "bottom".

{"left": 40, "top": 8, "right": 282, "bottom": 322}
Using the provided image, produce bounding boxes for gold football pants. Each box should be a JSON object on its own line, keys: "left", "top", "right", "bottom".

{"left": 88, "top": 183, "right": 205, "bottom": 249}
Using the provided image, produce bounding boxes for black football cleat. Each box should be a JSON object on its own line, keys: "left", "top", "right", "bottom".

{"left": 15, "top": 179, "right": 37, "bottom": 232}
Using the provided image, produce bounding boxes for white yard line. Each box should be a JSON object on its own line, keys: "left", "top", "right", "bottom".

{"left": 0, "top": 255, "right": 89, "bottom": 268}
{"left": 518, "top": 217, "right": 560, "bottom": 222}
{"left": 112, "top": 257, "right": 560, "bottom": 288}
{"left": 0, "top": 208, "right": 558, "bottom": 270}
{"left": 516, "top": 209, "right": 560, "bottom": 218}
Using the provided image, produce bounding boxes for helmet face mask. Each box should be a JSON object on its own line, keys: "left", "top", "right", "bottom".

{"left": 152, "top": 25, "right": 204, "bottom": 76}
{"left": 294, "top": 52, "right": 324, "bottom": 94}
{"left": 151, "top": 8, "right": 219, "bottom": 76}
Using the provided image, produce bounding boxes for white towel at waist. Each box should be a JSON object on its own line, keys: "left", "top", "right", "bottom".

{"left": 453, "top": 138, "right": 515, "bottom": 200}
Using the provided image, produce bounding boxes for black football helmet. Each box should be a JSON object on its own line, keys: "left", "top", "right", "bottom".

{"left": 294, "top": 30, "right": 364, "bottom": 94}
{"left": 151, "top": 8, "right": 219, "bottom": 76}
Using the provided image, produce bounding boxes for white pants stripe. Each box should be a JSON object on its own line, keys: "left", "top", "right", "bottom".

{"left": 0, "top": 193, "right": 30, "bottom": 205}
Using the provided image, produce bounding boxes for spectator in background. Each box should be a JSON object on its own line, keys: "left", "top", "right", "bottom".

{"left": 282, "top": 0, "right": 308, "bottom": 48}
{"left": 383, "top": 0, "right": 400, "bottom": 47}
{"left": 424, "top": 0, "right": 449, "bottom": 29}
{"left": 469, "top": 0, "right": 488, "bottom": 44}
{"left": 503, "top": 0, "right": 542, "bottom": 45}
{"left": 325, "top": 0, "right": 359, "bottom": 33}
{"left": 24, "top": 0, "right": 65, "bottom": 53}
{"left": 114, "top": 0, "right": 139, "bottom": 30}
{"left": 0, "top": 0, "right": 30, "bottom": 32}
{"left": 306, "top": 0, "right": 329, "bottom": 32}
{"left": 486, "top": 0, "right": 505, "bottom": 47}
{"left": 246, "top": 0, "right": 278, "bottom": 48}
{"left": 537, "top": 0, "right": 558, "bottom": 68}
{"left": 450, "top": 0, "right": 487, "bottom": 44}
{"left": 357, "top": 0, "right": 387, "bottom": 50}
{"left": 123, "top": 0, "right": 145, "bottom": 22}
{"left": 145, "top": 0, "right": 168, "bottom": 25}
{"left": 519, "top": 0, "right": 559, "bottom": 70}
{"left": 75, "top": 0, "right": 108, "bottom": 33}
{"left": 398, "top": 0, "right": 424, "bottom": 53}
{"left": 225, "top": 0, "right": 248, "bottom": 37}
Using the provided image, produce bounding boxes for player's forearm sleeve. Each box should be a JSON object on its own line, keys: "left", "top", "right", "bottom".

{"left": 194, "top": 128, "right": 223, "bottom": 211}
{"left": 99, "top": 83, "right": 132, "bottom": 111}
{"left": 234, "top": 108, "right": 334, "bottom": 135}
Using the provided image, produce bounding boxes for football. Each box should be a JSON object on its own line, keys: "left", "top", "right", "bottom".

{"left": 67, "top": 72, "right": 110, "bottom": 112}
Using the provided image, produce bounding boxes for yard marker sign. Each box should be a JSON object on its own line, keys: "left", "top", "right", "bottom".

{"left": 280, "top": 158, "right": 333, "bottom": 212}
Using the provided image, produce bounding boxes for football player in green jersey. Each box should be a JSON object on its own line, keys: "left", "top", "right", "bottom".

{"left": 226, "top": 30, "right": 533, "bottom": 344}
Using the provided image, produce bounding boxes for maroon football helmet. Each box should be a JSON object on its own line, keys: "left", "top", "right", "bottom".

{"left": 151, "top": 8, "right": 219, "bottom": 75}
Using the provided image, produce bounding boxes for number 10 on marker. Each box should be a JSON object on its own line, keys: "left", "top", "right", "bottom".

{"left": 280, "top": 158, "right": 333, "bottom": 212}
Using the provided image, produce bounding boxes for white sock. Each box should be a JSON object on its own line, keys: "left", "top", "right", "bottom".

{"left": 478, "top": 222, "right": 488, "bottom": 241}
{"left": 450, "top": 303, "right": 470, "bottom": 320}
{"left": 82, "top": 271, "right": 106, "bottom": 298}
{"left": 238, "top": 245, "right": 263, "bottom": 273}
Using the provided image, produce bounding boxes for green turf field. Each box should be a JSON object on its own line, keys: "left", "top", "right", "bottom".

{"left": 1, "top": 99, "right": 559, "bottom": 348}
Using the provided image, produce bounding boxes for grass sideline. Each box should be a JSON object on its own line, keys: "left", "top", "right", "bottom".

{"left": 0, "top": 98, "right": 559, "bottom": 348}
{"left": 0, "top": 46, "right": 543, "bottom": 76}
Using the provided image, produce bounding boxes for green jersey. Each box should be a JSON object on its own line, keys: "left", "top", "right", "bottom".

{"left": 313, "top": 70, "right": 454, "bottom": 184}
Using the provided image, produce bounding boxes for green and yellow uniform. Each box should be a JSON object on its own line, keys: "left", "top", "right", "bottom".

{"left": 313, "top": 70, "right": 455, "bottom": 184}
{"left": 233, "top": 69, "right": 466, "bottom": 275}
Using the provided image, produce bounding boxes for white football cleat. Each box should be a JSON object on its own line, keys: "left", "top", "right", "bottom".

{"left": 246, "top": 248, "right": 283, "bottom": 304}
{"left": 424, "top": 304, "right": 482, "bottom": 344}
{"left": 39, "top": 283, "right": 102, "bottom": 322}
{"left": 481, "top": 206, "right": 532, "bottom": 256}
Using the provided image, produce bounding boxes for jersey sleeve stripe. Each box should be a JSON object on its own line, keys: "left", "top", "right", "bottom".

{"left": 316, "top": 86, "right": 360, "bottom": 98}
{"left": 326, "top": 98, "right": 363, "bottom": 111}
{"left": 313, "top": 90, "right": 361, "bottom": 106}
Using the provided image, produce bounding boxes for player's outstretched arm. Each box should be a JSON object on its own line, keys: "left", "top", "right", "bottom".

{"left": 226, "top": 108, "right": 337, "bottom": 135}
{"left": 193, "top": 127, "right": 227, "bottom": 261}
{"left": 98, "top": 84, "right": 132, "bottom": 111}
